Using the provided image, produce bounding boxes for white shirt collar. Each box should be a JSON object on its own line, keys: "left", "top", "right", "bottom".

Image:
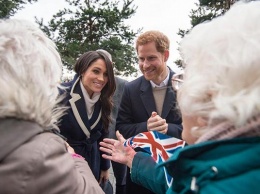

{"left": 150, "top": 69, "right": 170, "bottom": 88}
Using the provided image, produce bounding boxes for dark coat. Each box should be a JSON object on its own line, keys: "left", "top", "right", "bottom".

{"left": 59, "top": 75, "right": 110, "bottom": 180}
{"left": 116, "top": 68, "right": 182, "bottom": 194}
{"left": 116, "top": 69, "right": 182, "bottom": 139}
{"left": 108, "top": 76, "right": 128, "bottom": 139}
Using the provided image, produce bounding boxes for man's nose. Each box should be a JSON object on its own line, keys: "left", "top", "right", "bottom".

{"left": 143, "top": 59, "right": 150, "bottom": 68}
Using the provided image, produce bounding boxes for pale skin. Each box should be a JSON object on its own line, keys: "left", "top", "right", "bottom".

{"left": 138, "top": 41, "right": 169, "bottom": 85}
{"left": 100, "top": 131, "right": 136, "bottom": 169}
{"left": 147, "top": 111, "right": 168, "bottom": 134}
{"left": 65, "top": 142, "right": 75, "bottom": 154}
{"left": 81, "top": 59, "right": 108, "bottom": 98}
{"left": 100, "top": 41, "right": 206, "bottom": 171}
{"left": 100, "top": 115, "right": 208, "bottom": 169}
{"left": 80, "top": 58, "right": 110, "bottom": 182}
{"left": 138, "top": 41, "right": 170, "bottom": 134}
{"left": 100, "top": 112, "right": 169, "bottom": 168}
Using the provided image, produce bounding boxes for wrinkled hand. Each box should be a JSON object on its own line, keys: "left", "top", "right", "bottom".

{"left": 65, "top": 142, "right": 75, "bottom": 154}
{"left": 100, "top": 131, "right": 136, "bottom": 168}
{"left": 147, "top": 111, "right": 168, "bottom": 134}
{"left": 99, "top": 170, "right": 109, "bottom": 184}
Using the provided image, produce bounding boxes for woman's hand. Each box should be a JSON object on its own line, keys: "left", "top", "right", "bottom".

{"left": 65, "top": 142, "right": 75, "bottom": 154}
{"left": 99, "top": 170, "right": 109, "bottom": 184}
{"left": 100, "top": 131, "right": 136, "bottom": 168}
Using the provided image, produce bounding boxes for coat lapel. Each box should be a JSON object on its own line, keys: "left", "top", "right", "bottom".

{"left": 161, "top": 70, "right": 176, "bottom": 118}
{"left": 139, "top": 70, "right": 177, "bottom": 118}
{"left": 69, "top": 76, "right": 92, "bottom": 138}
{"left": 89, "top": 100, "right": 102, "bottom": 130}
{"left": 140, "top": 77, "right": 156, "bottom": 116}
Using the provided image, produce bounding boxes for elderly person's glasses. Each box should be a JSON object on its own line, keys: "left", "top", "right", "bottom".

{"left": 171, "top": 72, "right": 184, "bottom": 91}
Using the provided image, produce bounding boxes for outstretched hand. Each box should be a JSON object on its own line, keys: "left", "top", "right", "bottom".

{"left": 100, "top": 131, "right": 136, "bottom": 168}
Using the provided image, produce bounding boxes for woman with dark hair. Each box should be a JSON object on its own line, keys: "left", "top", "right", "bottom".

{"left": 59, "top": 51, "right": 116, "bottom": 184}
{"left": 100, "top": 1, "right": 260, "bottom": 194}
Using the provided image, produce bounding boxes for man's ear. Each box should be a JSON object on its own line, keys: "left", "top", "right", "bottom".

{"left": 197, "top": 116, "right": 207, "bottom": 127}
{"left": 164, "top": 50, "right": 169, "bottom": 62}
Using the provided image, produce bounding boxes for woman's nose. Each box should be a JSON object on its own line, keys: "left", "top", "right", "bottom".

{"left": 97, "top": 74, "right": 105, "bottom": 81}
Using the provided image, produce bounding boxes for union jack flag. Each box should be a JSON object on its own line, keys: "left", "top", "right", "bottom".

{"left": 124, "top": 131, "right": 185, "bottom": 187}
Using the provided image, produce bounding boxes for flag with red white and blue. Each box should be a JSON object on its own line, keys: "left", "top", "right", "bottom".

{"left": 124, "top": 131, "right": 185, "bottom": 187}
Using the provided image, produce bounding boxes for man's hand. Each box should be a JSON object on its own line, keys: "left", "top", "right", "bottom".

{"left": 147, "top": 111, "right": 168, "bottom": 134}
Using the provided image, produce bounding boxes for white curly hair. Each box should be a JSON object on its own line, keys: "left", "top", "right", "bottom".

{"left": 0, "top": 19, "right": 64, "bottom": 130}
{"left": 178, "top": 1, "right": 260, "bottom": 128}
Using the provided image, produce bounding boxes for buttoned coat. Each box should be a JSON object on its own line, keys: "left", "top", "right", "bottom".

{"left": 116, "top": 68, "right": 182, "bottom": 194}
{"left": 59, "top": 75, "right": 110, "bottom": 180}
{"left": 116, "top": 68, "right": 182, "bottom": 139}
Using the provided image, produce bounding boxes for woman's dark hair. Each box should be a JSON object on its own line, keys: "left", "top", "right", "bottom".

{"left": 74, "top": 51, "right": 116, "bottom": 132}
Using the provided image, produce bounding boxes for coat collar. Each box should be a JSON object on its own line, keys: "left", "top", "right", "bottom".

{"left": 0, "top": 119, "right": 44, "bottom": 160}
{"left": 162, "top": 137, "right": 260, "bottom": 181}
{"left": 140, "top": 69, "right": 176, "bottom": 118}
{"left": 69, "top": 75, "right": 101, "bottom": 138}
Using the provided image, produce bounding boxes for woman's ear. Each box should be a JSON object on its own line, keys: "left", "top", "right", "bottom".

{"left": 197, "top": 116, "right": 207, "bottom": 127}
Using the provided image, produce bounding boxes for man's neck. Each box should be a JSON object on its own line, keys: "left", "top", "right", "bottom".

{"left": 152, "top": 66, "right": 169, "bottom": 85}
{"left": 151, "top": 67, "right": 169, "bottom": 86}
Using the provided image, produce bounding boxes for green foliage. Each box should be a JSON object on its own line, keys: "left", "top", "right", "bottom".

{"left": 175, "top": 59, "right": 183, "bottom": 69}
{"left": 199, "top": 0, "right": 236, "bottom": 10}
{"left": 36, "top": 0, "right": 141, "bottom": 76}
{"left": 175, "top": 0, "right": 238, "bottom": 68}
{"left": 0, "top": 0, "right": 37, "bottom": 19}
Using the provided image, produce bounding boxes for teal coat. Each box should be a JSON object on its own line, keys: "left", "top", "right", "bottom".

{"left": 131, "top": 137, "right": 260, "bottom": 194}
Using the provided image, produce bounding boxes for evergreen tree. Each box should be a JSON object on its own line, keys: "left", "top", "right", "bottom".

{"left": 0, "top": 0, "right": 37, "bottom": 19}
{"left": 175, "top": 0, "right": 239, "bottom": 68}
{"left": 37, "top": 0, "right": 141, "bottom": 76}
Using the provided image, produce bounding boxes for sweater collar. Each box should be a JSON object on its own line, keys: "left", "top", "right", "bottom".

{"left": 196, "top": 114, "right": 260, "bottom": 143}
{"left": 80, "top": 80, "right": 101, "bottom": 118}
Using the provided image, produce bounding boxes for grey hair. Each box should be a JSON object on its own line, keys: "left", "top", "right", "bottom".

{"left": 96, "top": 49, "right": 112, "bottom": 62}
{"left": 0, "top": 19, "right": 64, "bottom": 130}
{"left": 178, "top": 1, "right": 260, "bottom": 128}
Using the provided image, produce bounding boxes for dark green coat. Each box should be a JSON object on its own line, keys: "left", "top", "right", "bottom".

{"left": 131, "top": 137, "right": 260, "bottom": 194}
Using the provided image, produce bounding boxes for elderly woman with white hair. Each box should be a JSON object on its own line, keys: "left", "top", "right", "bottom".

{"left": 0, "top": 19, "right": 104, "bottom": 194}
{"left": 100, "top": 1, "right": 260, "bottom": 194}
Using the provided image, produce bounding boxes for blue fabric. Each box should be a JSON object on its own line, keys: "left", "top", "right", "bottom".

{"left": 58, "top": 75, "right": 110, "bottom": 180}
{"left": 100, "top": 180, "right": 113, "bottom": 194}
{"left": 116, "top": 68, "right": 182, "bottom": 140}
{"left": 124, "top": 131, "right": 185, "bottom": 187}
{"left": 116, "top": 68, "right": 182, "bottom": 194}
{"left": 131, "top": 137, "right": 260, "bottom": 194}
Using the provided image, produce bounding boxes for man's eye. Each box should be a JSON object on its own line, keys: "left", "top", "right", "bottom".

{"left": 148, "top": 57, "right": 156, "bottom": 61}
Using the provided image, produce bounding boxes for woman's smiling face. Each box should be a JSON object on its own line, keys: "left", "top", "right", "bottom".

{"left": 81, "top": 59, "right": 108, "bottom": 98}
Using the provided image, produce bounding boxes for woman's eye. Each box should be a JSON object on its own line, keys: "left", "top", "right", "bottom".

{"left": 93, "top": 70, "right": 99, "bottom": 74}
